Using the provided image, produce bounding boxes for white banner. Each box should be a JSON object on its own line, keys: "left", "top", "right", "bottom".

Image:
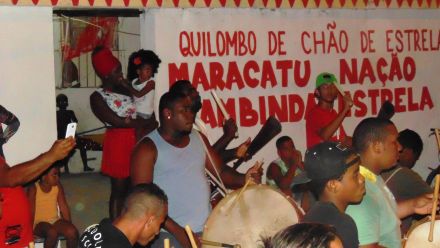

{"left": 141, "top": 8, "right": 440, "bottom": 178}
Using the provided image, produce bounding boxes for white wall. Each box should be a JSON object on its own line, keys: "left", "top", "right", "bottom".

{"left": 0, "top": 7, "right": 57, "bottom": 165}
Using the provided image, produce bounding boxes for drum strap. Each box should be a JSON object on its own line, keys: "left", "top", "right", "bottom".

{"left": 384, "top": 167, "right": 402, "bottom": 185}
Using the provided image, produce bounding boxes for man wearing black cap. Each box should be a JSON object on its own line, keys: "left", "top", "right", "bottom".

{"left": 294, "top": 142, "right": 365, "bottom": 248}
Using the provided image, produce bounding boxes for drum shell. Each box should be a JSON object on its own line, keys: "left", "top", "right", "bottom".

{"left": 202, "top": 184, "right": 303, "bottom": 248}
{"left": 404, "top": 216, "right": 440, "bottom": 248}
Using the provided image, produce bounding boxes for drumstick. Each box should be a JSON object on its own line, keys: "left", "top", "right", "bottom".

{"left": 428, "top": 174, "right": 440, "bottom": 242}
{"left": 164, "top": 238, "right": 170, "bottom": 248}
{"left": 201, "top": 239, "right": 241, "bottom": 248}
{"left": 211, "top": 90, "right": 230, "bottom": 119}
{"left": 230, "top": 160, "right": 263, "bottom": 209}
{"left": 435, "top": 128, "right": 440, "bottom": 152}
{"left": 184, "top": 225, "right": 198, "bottom": 248}
{"left": 210, "top": 90, "right": 238, "bottom": 138}
{"left": 333, "top": 81, "right": 353, "bottom": 107}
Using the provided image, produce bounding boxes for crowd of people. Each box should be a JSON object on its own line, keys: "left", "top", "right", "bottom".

{"left": 0, "top": 45, "right": 438, "bottom": 248}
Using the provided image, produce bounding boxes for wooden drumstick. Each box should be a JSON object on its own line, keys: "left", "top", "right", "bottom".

{"left": 201, "top": 239, "right": 241, "bottom": 248}
{"left": 429, "top": 174, "right": 440, "bottom": 242}
{"left": 164, "top": 238, "right": 170, "bottom": 248}
{"left": 184, "top": 225, "right": 198, "bottom": 248}
{"left": 230, "top": 160, "right": 263, "bottom": 209}
{"left": 435, "top": 128, "right": 440, "bottom": 151}
{"left": 210, "top": 90, "right": 238, "bottom": 138}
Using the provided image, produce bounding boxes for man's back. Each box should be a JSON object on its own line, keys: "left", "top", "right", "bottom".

{"left": 79, "top": 219, "right": 131, "bottom": 248}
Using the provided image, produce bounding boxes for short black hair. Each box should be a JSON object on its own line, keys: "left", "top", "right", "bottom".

{"left": 169, "top": 80, "right": 193, "bottom": 96}
{"left": 352, "top": 117, "right": 394, "bottom": 153}
{"left": 276, "top": 136, "right": 293, "bottom": 150}
{"left": 158, "top": 91, "right": 187, "bottom": 120}
{"left": 398, "top": 129, "right": 423, "bottom": 159}
{"left": 262, "top": 223, "right": 339, "bottom": 248}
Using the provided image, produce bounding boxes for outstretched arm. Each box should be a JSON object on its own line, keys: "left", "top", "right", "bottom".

{"left": 0, "top": 138, "right": 75, "bottom": 187}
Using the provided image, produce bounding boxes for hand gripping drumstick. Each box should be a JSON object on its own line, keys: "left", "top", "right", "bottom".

{"left": 164, "top": 238, "right": 170, "bottom": 248}
{"left": 229, "top": 160, "right": 263, "bottom": 210}
{"left": 429, "top": 174, "right": 440, "bottom": 242}
{"left": 210, "top": 90, "right": 238, "bottom": 138}
{"left": 201, "top": 239, "right": 241, "bottom": 248}
{"left": 185, "top": 225, "right": 198, "bottom": 248}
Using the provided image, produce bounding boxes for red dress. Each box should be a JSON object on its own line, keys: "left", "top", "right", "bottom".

{"left": 96, "top": 89, "right": 137, "bottom": 179}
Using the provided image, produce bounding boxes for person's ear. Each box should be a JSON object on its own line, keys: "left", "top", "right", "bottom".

{"left": 327, "top": 180, "right": 339, "bottom": 194}
{"left": 144, "top": 215, "right": 155, "bottom": 227}
{"left": 314, "top": 89, "right": 320, "bottom": 98}
{"left": 163, "top": 109, "right": 172, "bottom": 120}
{"left": 371, "top": 141, "right": 383, "bottom": 154}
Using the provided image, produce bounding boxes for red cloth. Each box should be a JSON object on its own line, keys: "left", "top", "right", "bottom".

{"left": 305, "top": 105, "right": 347, "bottom": 149}
{"left": 62, "top": 17, "right": 118, "bottom": 61}
{"left": 0, "top": 157, "right": 33, "bottom": 247}
{"left": 91, "top": 47, "right": 120, "bottom": 78}
{"left": 101, "top": 128, "right": 136, "bottom": 179}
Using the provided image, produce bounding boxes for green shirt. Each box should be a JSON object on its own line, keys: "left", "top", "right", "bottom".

{"left": 346, "top": 175, "right": 401, "bottom": 248}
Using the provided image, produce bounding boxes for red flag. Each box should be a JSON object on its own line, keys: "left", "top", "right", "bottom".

{"left": 62, "top": 17, "right": 118, "bottom": 61}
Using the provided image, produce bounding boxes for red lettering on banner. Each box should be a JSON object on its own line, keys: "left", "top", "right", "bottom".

{"left": 386, "top": 29, "right": 440, "bottom": 52}
{"left": 178, "top": 31, "right": 257, "bottom": 57}
{"left": 201, "top": 99, "right": 217, "bottom": 128}
{"left": 168, "top": 60, "right": 311, "bottom": 91}
{"left": 259, "top": 96, "right": 267, "bottom": 124}
{"left": 276, "top": 60, "right": 292, "bottom": 87}
{"left": 367, "top": 90, "right": 380, "bottom": 115}
{"left": 394, "top": 87, "right": 406, "bottom": 112}
{"left": 193, "top": 63, "right": 210, "bottom": 91}
{"left": 340, "top": 56, "right": 416, "bottom": 86}
{"left": 420, "top": 86, "right": 434, "bottom": 110}
{"left": 239, "top": 98, "right": 258, "bottom": 126}
{"left": 210, "top": 62, "right": 226, "bottom": 90}
{"left": 261, "top": 61, "right": 277, "bottom": 88}
{"left": 300, "top": 23, "right": 349, "bottom": 55}
{"left": 268, "top": 31, "right": 286, "bottom": 55}
{"left": 293, "top": 60, "right": 311, "bottom": 87}
{"left": 225, "top": 62, "right": 245, "bottom": 90}
{"left": 288, "top": 94, "right": 305, "bottom": 122}
{"left": 353, "top": 90, "right": 367, "bottom": 117}
{"left": 268, "top": 95, "right": 288, "bottom": 122}
{"left": 194, "top": 86, "right": 433, "bottom": 128}
{"left": 243, "top": 60, "right": 260, "bottom": 88}
{"left": 168, "top": 63, "right": 189, "bottom": 87}
{"left": 407, "top": 87, "right": 419, "bottom": 111}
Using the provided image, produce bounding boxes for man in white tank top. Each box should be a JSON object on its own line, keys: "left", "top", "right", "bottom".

{"left": 131, "top": 91, "right": 262, "bottom": 248}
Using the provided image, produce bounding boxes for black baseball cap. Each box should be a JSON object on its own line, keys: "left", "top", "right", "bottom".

{"left": 291, "top": 142, "right": 359, "bottom": 186}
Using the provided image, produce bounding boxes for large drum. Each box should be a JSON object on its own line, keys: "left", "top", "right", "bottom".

{"left": 202, "top": 184, "right": 303, "bottom": 248}
{"left": 404, "top": 217, "right": 440, "bottom": 248}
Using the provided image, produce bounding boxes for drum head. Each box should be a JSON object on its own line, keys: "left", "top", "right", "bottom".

{"left": 405, "top": 219, "right": 440, "bottom": 248}
{"left": 202, "top": 185, "right": 300, "bottom": 248}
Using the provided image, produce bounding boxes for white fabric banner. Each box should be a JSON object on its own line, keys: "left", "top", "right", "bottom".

{"left": 141, "top": 8, "right": 440, "bottom": 178}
